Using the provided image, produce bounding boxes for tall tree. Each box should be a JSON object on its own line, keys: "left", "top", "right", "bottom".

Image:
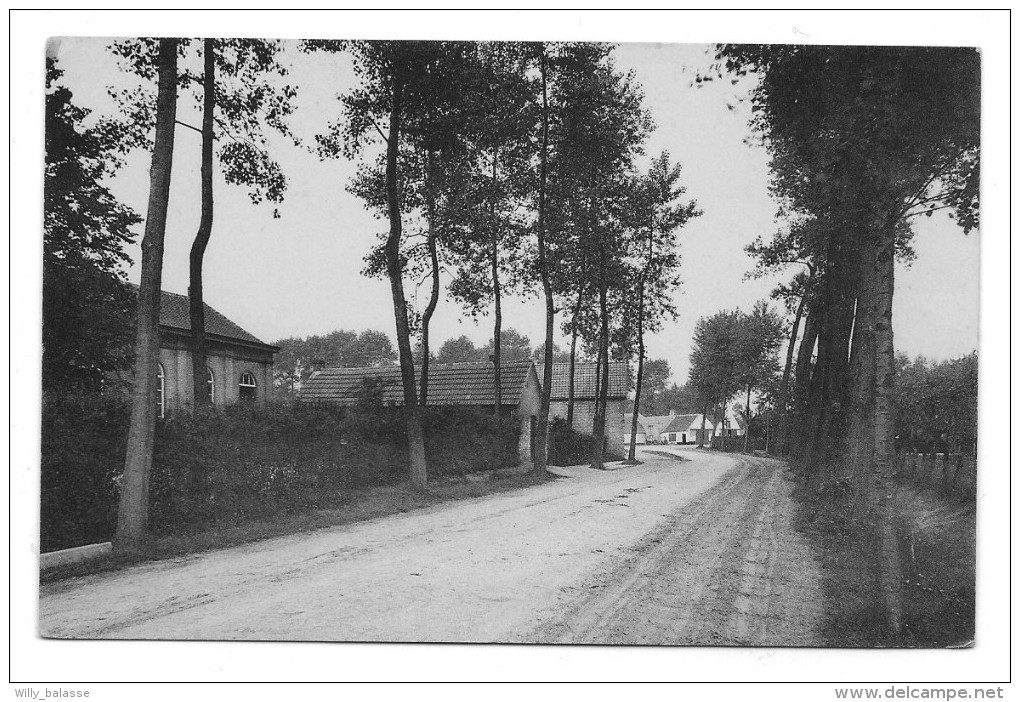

{"left": 446, "top": 42, "right": 535, "bottom": 414}
{"left": 543, "top": 43, "right": 652, "bottom": 468}
{"left": 620, "top": 152, "right": 700, "bottom": 460}
{"left": 531, "top": 41, "right": 556, "bottom": 472}
{"left": 733, "top": 301, "right": 785, "bottom": 452}
{"left": 309, "top": 40, "right": 476, "bottom": 488}
{"left": 114, "top": 39, "right": 178, "bottom": 552}
{"left": 688, "top": 310, "right": 744, "bottom": 448}
{"left": 43, "top": 58, "right": 140, "bottom": 391}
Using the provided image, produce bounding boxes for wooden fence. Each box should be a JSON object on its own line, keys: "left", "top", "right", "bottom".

{"left": 896, "top": 452, "right": 977, "bottom": 501}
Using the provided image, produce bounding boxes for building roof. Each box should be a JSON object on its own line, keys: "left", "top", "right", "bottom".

{"left": 300, "top": 360, "right": 536, "bottom": 407}
{"left": 662, "top": 413, "right": 709, "bottom": 434}
{"left": 639, "top": 413, "right": 678, "bottom": 427}
{"left": 156, "top": 289, "right": 278, "bottom": 350}
{"left": 536, "top": 361, "right": 630, "bottom": 400}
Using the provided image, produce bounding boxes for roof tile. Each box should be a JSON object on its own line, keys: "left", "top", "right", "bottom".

{"left": 536, "top": 361, "right": 630, "bottom": 400}
{"left": 300, "top": 361, "right": 535, "bottom": 407}
{"left": 156, "top": 289, "right": 274, "bottom": 348}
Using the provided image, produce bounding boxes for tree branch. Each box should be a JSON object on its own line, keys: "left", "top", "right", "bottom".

{"left": 372, "top": 118, "right": 389, "bottom": 145}
{"left": 904, "top": 204, "right": 956, "bottom": 219}
{"left": 175, "top": 120, "right": 202, "bottom": 134}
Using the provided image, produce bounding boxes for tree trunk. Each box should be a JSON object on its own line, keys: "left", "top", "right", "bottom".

{"left": 189, "top": 38, "right": 215, "bottom": 409}
{"left": 418, "top": 151, "right": 440, "bottom": 407}
{"left": 839, "top": 222, "right": 902, "bottom": 638}
{"left": 789, "top": 307, "right": 818, "bottom": 464}
{"left": 628, "top": 273, "right": 646, "bottom": 461}
{"left": 566, "top": 286, "right": 583, "bottom": 428}
{"left": 490, "top": 156, "right": 502, "bottom": 415}
{"left": 590, "top": 278, "right": 610, "bottom": 470}
{"left": 871, "top": 226, "right": 903, "bottom": 637}
{"left": 700, "top": 409, "right": 707, "bottom": 447}
{"left": 384, "top": 68, "right": 427, "bottom": 490}
{"left": 799, "top": 256, "right": 856, "bottom": 477}
{"left": 115, "top": 39, "right": 178, "bottom": 553}
{"left": 775, "top": 286, "right": 807, "bottom": 454}
{"left": 534, "top": 46, "right": 553, "bottom": 472}
{"left": 743, "top": 383, "right": 752, "bottom": 453}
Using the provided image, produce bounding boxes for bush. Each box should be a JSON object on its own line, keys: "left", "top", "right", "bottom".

{"left": 41, "top": 391, "right": 130, "bottom": 552}
{"left": 421, "top": 406, "right": 521, "bottom": 476}
{"left": 40, "top": 394, "right": 522, "bottom": 551}
{"left": 546, "top": 418, "right": 621, "bottom": 466}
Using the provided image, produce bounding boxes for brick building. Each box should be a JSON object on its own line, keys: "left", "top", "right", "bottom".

{"left": 154, "top": 290, "right": 278, "bottom": 416}
{"left": 538, "top": 361, "right": 631, "bottom": 455}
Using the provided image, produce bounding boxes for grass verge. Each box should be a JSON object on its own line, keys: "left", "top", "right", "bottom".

{"left": 794, "top": 478, "right": 975, "bottom": 647}
{"left": 40, "top": 468, "right": 558, "bottom": 584}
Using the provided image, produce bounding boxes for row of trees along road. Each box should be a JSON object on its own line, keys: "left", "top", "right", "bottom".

{"left": 687, "top": 302, "right": 786, "bottom": 452}
{"left": 711, "top": 45, "right": 979, "bottom": 635}
{"left": 106, "top": 40, "right": 699, "bottom": 549}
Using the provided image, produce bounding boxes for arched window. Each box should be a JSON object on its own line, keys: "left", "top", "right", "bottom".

{"left": 156, "top": 363, "right": 165, "bottom": 418}
{"left": 206, "top": 367, "right": 215, "bottom": 404}
{"left": 239, "top": 371, "right": 257, "bottom": 403}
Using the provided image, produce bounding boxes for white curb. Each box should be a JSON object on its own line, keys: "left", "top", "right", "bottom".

{"left": 40, "top": 542, "right": 112, "bottom": 570}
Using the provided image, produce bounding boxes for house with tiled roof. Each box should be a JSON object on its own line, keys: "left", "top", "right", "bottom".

{"left": 153, "top": 289, "right": 279, "bottom": 415}
{"left": 300, "top": 360, "right": 543, "bottom": 464}
{"left": 537, "top": 361, "right": 631, "bottom": 454}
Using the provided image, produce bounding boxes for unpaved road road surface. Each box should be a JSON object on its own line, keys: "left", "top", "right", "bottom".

{"left": 39, "top": 448, "right": 823, "bottom": 644}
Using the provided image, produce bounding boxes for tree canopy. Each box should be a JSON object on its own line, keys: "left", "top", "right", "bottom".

{"left": 43, "top": 58, "right": 141, "bottom": 391}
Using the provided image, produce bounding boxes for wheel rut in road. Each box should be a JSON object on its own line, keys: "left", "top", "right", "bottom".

{"left": 526, "top": 455, "right": 824, "bottom": 646}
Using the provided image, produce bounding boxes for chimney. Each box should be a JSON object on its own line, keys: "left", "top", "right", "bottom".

{"left": 669, "top": 409, "right": 676, "bottom": 417}
{"left": 488, "top": 353, "right": 495, "bottom": 366}
{"left": 311, "top": 358, "right": 326, "bottom": 372}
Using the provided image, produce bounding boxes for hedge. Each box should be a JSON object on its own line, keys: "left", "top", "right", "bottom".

{"left": 40, "top": 393, "right": 520, "bottom": 552}
{"left": 547, "top": 417, "right": 623, "bottom": 466}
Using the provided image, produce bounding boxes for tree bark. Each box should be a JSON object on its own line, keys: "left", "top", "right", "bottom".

{"left": 534, "top": 45, "right": 553, "bottom": 471}
{"left": 490, "top": 156, "right": 502, "bottom": 415}
{"left": 566, "top": 286, "right": 583, "bottom": 428}
{"left": 774, "top": 285, "right": 808, "bottom": 454}
{"left": 590, "top": 277, "right": 610, "bottom": 470}
{"left": 789, "top": 307, "right": 818, "bottom": 465}
{"left": 189, "top": 38, "right": 215, "bottom": 409}
{"left": 870, "top": 225, "right": 903, "bottom": 637}
{"left": 418, "top": 151, "right": 440, "bottom": 407}
{"left": 628, "top": 280, "right": 646, "bottom": 462}
{"left": 384, "top": 66, "right": 427, "bottom": 490}
{"left": 115, "top": 39, "right": 178, "bottom": 553}
{"left": 743, "top": 383, "right": 752, "bottom": 453}
{"left": 799, "top": 256, "right": 856, "bottom": 477}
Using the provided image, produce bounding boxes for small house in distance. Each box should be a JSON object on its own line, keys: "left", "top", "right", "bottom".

{"left": 638, "top": 411, "right": 679, "bottom": 444}
{"left": 148, "top": 290, "right": 279, "bottom": 416}
{"left": 660, "top": 413, "right": 715, "bottom": 446}
{"left": 538, "top": 361, "right": 631, "bottom": 455}
{"left": 300, "top": 360, "right": 543, "bottom": 465}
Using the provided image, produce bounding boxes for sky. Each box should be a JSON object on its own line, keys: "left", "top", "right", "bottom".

{"left": 45, "top": 35, "right": 980, "bottom": 386}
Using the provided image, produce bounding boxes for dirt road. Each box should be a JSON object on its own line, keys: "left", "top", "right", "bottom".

{"left": 39, "top": 449, "right": 823, "bottom": 644}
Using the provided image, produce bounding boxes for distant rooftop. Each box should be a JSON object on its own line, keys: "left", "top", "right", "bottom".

{"left": 537, "top": 361, "right": 630, "bottom": 400}
{"left": 300, "top": 360, "right": 536, "bottom": 407}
